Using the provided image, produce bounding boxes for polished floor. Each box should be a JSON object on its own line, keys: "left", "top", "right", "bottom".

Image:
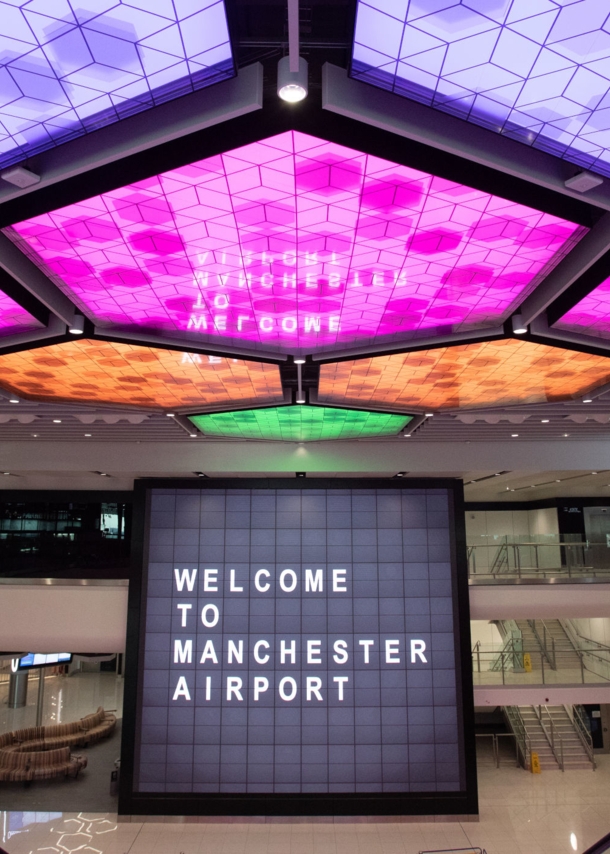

{"left": 1, "top": 674, "right": 608, "bottom": 853}
{"left": 0, "top": 755, "right": 608, "bottom": 854}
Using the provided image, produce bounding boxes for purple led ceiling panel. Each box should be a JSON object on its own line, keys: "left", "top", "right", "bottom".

{"left": 7, "top": 131, "right": 584, "bottom": 356}
{"left": 0, "top": 289, "right": 43, "bottom": 336}
{"left": 352, "top": 1, "right": 610, "bottom": 178}
{"left": 554, "top": 275, "right": 610, "bottom": 341}
{"left": 0, "top": 0, "right": 233, "bottom": 170}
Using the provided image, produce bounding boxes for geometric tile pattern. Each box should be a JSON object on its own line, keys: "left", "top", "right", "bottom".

{"left": 188, "top": 405, "right": 412, "bottom": 441}
{"left": 0, "top": 288, "right": 43, "bottom": 336}
{"left": 0, "top": 339, "right": 284, "bottom": 410}
{"left": 318, "top": 339, "right": 610, "bottom": 411}
{"left": 554, "top": 275, "right": 610, "bottom": 341}
{"left": 6, "top": 131, "right": 584, "bottom": 357}
{"left": 352, "top": 1, "right": 610, "bottom": 178}
{"left": 0, "top": 0, "right": 233, "bottom": 170}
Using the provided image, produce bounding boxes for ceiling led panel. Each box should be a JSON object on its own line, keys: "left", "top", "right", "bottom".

{"left": 0, "top": 340, "right": 283, "bottom": 410}
{"left": 189, "top": 405, "right": 412, "bottom": 441}
{"left": 0, "top": 289, "right": 43, "bottom": 336}
{"left": 352, "top": 1, "right": 610, "bottom": 178}
{"left": 318, "top": 339, "right": 610, "bottom": 411}
{"left": 6, "top": 131, "right": 584, "bottom": 356}
{"left": 554, "top": 277, "right": 610, "bottom": 341}
{"left": 0, "top": 0, "right": 233, "bottom": 170}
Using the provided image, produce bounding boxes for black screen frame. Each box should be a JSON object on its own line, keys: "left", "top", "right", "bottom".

{"left": 119, "top": 477, "right": 477, "bottom": 817}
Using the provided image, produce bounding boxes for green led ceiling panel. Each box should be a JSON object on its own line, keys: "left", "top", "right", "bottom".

{"left": 189, "top": 405, "right": 412, "bottom": 442}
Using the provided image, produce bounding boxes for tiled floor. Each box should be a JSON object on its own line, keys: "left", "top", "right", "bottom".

{"left": 1, "top": 756, "right": 609, "bottom": 854}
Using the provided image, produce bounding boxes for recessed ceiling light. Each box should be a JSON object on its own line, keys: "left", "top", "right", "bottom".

{"left": 556, "top": 479, "right": 561, "bottom": 482}
{"left": 99, "top": 472, "right": 107, "bottom": 476}
{"left": 3, "top": 472, "right": 9, "bottom": 476}
{"left": 189, "top": 433, "right": 197, "bottom": 438}
{"left": 592, "top": 472, "right": 598, "bottom": 475}
{"left": 84, "top": 433, "right": 92, "bottom": 437}
{"left": 583, "top": 398, "right": 593, "bottom": 403}
{"left": 8, "top": 398, "right": 19, "bottom": 404}
{"left": 511, "top": 433, "right": 519, "bottom": 437}
{"left": 541, "top": 419, "right": 549, "bottom": 423}
{"left": 53, "top": 419, "right": 61, "bottom": 423}
{"left": 425, "top": 412, "right": 434, "bottom": 417}
{"left": 31, "top": 434, "right": 38, "bottom": 437}
{"left": 403, "top": 433, "right": 411, "bottom": 437}
{"left": 563, "top": 433, "right": 570, "bottom": 437}
{"left": 166, "top": 412, "right": 175, "bottom": 417}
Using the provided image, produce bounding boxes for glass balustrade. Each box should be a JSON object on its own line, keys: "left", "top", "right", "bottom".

{"left": 467, "top": 534, "right": 610, "bottom": 582}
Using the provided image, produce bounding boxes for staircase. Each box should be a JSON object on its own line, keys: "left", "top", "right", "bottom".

{"left": 507, "top": 705, "right": 594, "bottom": 770}
{"left": 514, "top": 619, "right": 583, "bottom": 676}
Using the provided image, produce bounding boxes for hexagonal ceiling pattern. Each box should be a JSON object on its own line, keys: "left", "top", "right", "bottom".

{"left": 0, "top": 289, "right": 43, "bottom": 336}
{"left": 352, "top": 0, "right": 610, "bottom": 178}
{"left": 318, "top": 339, "right": 610, "bottom": 411}
{"left": 0, "top": 0, "right": 233, "bottom": 170}
{"left": 189, "top": 405, "right": 412, "bottom": 442}
{"left": 0, "top": 339, "right": 283, "bottom": 410}
{"left": 553, "top": 276, "right": 610, "bottom": 341}
{"left": 5, "top": 130, "right": 584, "bottom": 357}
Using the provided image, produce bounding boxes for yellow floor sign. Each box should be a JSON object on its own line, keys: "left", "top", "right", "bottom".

{"left": 523, "top": 653, "right": 532, "bottom": 672}
{"left": 531, "top": 752, "right": 541, "bottom": 773}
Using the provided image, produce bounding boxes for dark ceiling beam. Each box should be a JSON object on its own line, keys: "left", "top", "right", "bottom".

{"left": 0, "top": 63, "right": 263, "bottom": 209}
{"left": 518, "top": 213, "right": 610, "bottom": 326}
{"left": 0, "top": 233, "right": 76, "bottom": 325}
{"left": 322, "top": 63, "right": 610, "bottom": 215}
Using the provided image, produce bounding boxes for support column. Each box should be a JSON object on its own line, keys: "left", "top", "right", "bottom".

{"left": 8, "top": 670, "right": 28, "bottom": 708}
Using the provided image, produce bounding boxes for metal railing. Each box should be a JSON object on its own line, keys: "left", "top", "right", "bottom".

{"left": 419, "top": 849, "right": 487, "bottom": 854}
{"left": 471, "top": 641, "right": 610, "bottom": 685}
{"left": 527, "top": 620, "right": 556, "bottom": 669}
{"left": 475, "top": 732, "right": 520, "bottom": 769}
{"left": 534, "top": 705, "right": 564, "bottom": 771}
{"left": 467, "top": 539, "right": 610, "bottom": 582}
{"left": 570, "top": 704, "right": 597, "bottom": 770}
{"left": 504, "top": 706, "right": 530, "bottom": 768}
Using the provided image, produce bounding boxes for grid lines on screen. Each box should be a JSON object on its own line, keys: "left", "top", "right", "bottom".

{"left": 137, "top": 487, "right": 462, "bottom": 795}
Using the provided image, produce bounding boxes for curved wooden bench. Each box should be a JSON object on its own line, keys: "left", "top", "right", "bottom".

{"left": 0, "top": 746, "right": 87, "bottom": 782}
{"left": 0, "top": 706, "right": 115, "bottom": 783}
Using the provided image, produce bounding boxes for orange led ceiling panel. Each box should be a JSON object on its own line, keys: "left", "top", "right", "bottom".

{"left": 0, "top": 340, "right": 284, "bottom": 410}
{"left": 318, "top": 339, "right": 610, "bottom": 411}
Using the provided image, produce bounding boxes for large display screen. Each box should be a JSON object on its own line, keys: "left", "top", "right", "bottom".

{"left": 125, "top": 480, "right": 476, "bottom": 815}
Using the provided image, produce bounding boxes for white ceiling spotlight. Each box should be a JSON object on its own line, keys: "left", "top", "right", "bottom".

{"left": 68, "top": 314, "right": 85, "bottom": 335}
{"left": 511, "top": 313, "right": 528, "bottom": 334}
{"left": 278, "top": 1, "right": 307, "bottom": 103}
{"left": 278, "top": 55, "right": 308, "bottom": 102}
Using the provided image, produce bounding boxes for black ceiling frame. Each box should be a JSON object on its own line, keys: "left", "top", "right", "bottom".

{"left": 1, "top": 68, "right": 610, "bottom": 382}
{"left": 0, "top": 82, "right": 599, "bottom": 231}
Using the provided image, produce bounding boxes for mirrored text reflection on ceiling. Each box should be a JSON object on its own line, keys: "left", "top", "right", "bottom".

{"left": 352, "top": 0, "right": 610, "bottom": 178}
{"left": 0, "top": 0, "right": 233, "bottom": 169}
{"left": 5, "top": 131, "right": 585, "bottom": 357}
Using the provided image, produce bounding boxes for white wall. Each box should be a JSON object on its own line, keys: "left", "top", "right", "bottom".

{"left": 469, "top": 620, "right": 503, "bottom": 648}
{"left": 466, "top": 508, "right": 559, "bottom": 571}
{"left": 0, "top": 585, "right": 128, "bottom": 652}
{"left": 470, "top": 583, "right": 610, "bottom": 619}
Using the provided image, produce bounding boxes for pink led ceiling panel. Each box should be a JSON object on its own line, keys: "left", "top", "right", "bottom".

{"left": 6, "top": 131, "right": 585, "bottom": 356}
{"left": 554, "top": 277, "right": 610, "bottom": 342}
{"left": 0, "top": 290, "right": 43, "bottom": 337}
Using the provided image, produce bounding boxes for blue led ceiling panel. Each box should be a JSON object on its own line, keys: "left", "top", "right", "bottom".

{"left": 352, "top": 0, "right": 610, "bottom": 178}
{"left": 0, "top": 0, "right": 233, "bottom": 170}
